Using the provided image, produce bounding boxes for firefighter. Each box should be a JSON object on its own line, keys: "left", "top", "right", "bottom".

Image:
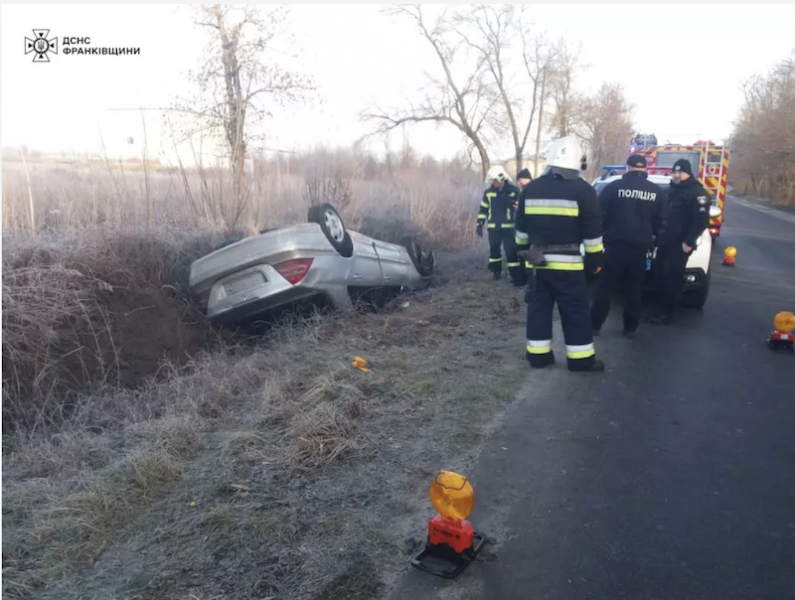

{"left": 647, "top": 158, "right": 710, "bottom": 325}
{"left": 590, "top": 154, "right": 667, "bottom": 338}
{"left": 515, "top": 136, "right": 605, "bottom": 372}
{"left": 477, "top": 165, "right": 524, "bottom": 284}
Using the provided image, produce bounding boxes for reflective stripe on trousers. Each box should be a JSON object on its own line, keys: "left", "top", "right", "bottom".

{"left": 566, "top": 343, "right": 595, "bottom": 360}
{"left": 526, "top": 339, "right": 552, "bottom": 354}
{"left": 525, "top": 269, "right": 596, "bottom": 371}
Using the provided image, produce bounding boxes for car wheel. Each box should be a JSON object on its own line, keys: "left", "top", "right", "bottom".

{"left": 400, "top": 234, "right": 434, "bottom": 278}
{"left": 308, "top": 203, "right": 354, "bottom": 258}
{"left": 681, "top": 269, "right": 711, "bottom": 309}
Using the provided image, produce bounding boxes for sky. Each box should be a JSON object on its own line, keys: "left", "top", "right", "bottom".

{"left": 3, "top": 3, "right": 795, "bottom": 164}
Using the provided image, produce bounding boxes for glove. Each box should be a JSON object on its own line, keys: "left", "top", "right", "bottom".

{"left": 476, "top": 223, "right": 484, "bottom": 238}
{"left": 585, "top": 251, "right": 603, "bottom": 275}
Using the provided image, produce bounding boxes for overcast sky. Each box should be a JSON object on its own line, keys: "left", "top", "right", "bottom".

{"left": 3, "top": 3, "right": 795, "bottom": 161}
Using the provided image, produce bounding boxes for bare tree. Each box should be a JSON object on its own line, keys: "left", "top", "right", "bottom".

{"left": 176, "top": 4, "right": 315, "bottom": 224}
{"left": 454, "top": 4, "right": 558, "bottom": 173}
{"left": 362, "top": 4, "right": 499, "bottom": 179}
{"left": 577, "top": 83, "right": 634, "bottom": 179}
{"left": 732, "top": 50, "right": 795, "bottom": 204}
{"left": 547, "top": 43, "right": 584, "bottom": 138}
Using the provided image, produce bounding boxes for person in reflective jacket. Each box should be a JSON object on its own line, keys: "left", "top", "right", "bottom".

{"left": 515, "top": 136, "right": 605, "bottom": 373}
{"left": 477, "top": 165, "right": 524, "bottom": 285}
{"left": 647, "top": 158, "right": 710, "bottom": 325}
{"left": 590, "top": 154, "right": 667, "bottom": 337}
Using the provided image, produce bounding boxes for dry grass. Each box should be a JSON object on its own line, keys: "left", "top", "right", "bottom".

{"left": 2, "top": 248, "right": 532, "bottom": 600}
{"left": 1, "top": 226, "right": 231, "bottom": 435}
{"left": 2, "top": 151, "right": 530, "bottom": 599}
{"left": 1, "top": 147, "right": 484, "bottom": 246}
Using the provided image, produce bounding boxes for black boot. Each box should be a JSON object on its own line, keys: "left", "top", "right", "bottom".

{"left": 493, "top": 271, "right": 502, "bottom": 280}
{"left": 574, "top": 359, "right": 605, "bottom": 373}
{"left": 527, "top": 350, "right": 555, "bottom": 369}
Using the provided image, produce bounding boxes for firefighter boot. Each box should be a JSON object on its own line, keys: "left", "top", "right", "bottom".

{"left": 576, "top": 359, "right": 605, "bottom": 372}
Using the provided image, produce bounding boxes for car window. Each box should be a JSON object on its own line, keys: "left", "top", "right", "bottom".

{"left": 593, "top": 181, "right": 610, "bottom": 195}
{"left": 655, "top": 150, "right": 701, "bottom": 169}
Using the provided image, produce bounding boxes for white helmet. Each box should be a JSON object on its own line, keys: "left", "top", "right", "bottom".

{"left": 485, "top": 165, "right": 510, "bottom": 185}
{"left": 545, "top": 136, "right": 587, "bottom": 171}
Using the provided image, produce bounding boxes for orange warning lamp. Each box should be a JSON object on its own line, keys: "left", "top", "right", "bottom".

{"left": 767, "top": 311, "right": 795, "bottom": 353}
{"left": 774, "top": 311, "right": 795, "bottom": 334}
{"left": 722, "top": 246, "right": 737, "bottom": 266}
{"left": 430, "top": 471, "right": 475, "bottom": 522}
{"left": 411, "top": 470, "right": 487, "bottom": 578}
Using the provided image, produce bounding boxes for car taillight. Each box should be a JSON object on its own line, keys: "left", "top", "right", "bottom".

{"left": 274, "top": 258, "right": 313, "bottom": 285}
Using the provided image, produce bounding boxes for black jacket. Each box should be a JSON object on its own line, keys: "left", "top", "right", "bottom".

{"left": 598, "top": 171, "right": 667, "bottom": 247}
{"left": 661, "top": 176, "right": 711, "bottom": 248}
{"left": 478, "top": 182, "right": 520, "bottom": 228}
{"left": 515, "top": 171, "right": 603, "bottom": 255}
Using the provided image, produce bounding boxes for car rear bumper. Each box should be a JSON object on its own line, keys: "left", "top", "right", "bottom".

{"left": 208, "top": 285, "right": 330, "bottom": 324}
{"left": 205, "top": 257, "right": 352, "bottom": 323}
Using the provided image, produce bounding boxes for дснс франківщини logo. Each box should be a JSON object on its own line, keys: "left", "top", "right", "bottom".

{"left": 24, "top": 32, "right": 140, "bottom": 59}
{"left": 25, "top": 29, "right": 58, "bottom": 62}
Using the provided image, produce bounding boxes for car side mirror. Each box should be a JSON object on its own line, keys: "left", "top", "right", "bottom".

{"left": 709, "top": 206, "right": 722, "bottom": 219}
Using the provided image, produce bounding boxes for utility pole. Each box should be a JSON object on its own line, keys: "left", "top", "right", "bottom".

{"left": 534, "top": 66, "right": 547, "bottom": 178}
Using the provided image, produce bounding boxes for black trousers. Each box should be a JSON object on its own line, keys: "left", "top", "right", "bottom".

{"left": 656, "top": 242, "right": 692, "bottom": 318}
{"left": 488, "top": 228, "right": 523, "bottom": 282}
{"left": 526, "top": 269, "right": 596, "bottom": 371}
{"left": 590, "top": 241, "right": 648, "bottom": 332}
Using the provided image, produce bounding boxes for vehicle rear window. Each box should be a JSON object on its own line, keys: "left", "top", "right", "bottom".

{"left": 655, "top": 150, "right": 701, "bottom": 169}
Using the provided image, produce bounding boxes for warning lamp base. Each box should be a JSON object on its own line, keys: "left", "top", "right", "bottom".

{"left": 767, "top": 331, "right": 795, "bottom": 353}
{"left": 410, "top": 533, "right": 487, "bottom": 579}
{"left": 721, "top": 258, "right": 735, "bottom": 267}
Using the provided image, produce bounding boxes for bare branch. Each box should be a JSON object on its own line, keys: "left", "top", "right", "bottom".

{"left": 364, "top": 4, "right": 496, "bottom": 176}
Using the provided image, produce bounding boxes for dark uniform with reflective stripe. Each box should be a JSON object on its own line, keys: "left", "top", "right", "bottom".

{"left": 515, "top": 170, "right": 604, "bottom": 371}
{"left": 478, "top": 182, "right": 523, "bottom": 282}
{"left": 655, "top": 176, "right": 710, "bottom": 320}
{"left": 590, "top": 170, "right": 667, "bottom": 333}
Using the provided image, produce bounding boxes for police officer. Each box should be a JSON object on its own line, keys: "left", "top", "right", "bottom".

{"left": 477, "top": 165, "right": 524, "bottom": 285}
{"left": 647, "top": 158, "right": 710, "bottom": 325}
{"left": 590, "top": 154, "right": 667, "bottom": 338}
{"left": 517, "top": 168, "right": 533, "bottom": 190}
{"left": 515, "top": 136, "right": 605, "bottom": 372}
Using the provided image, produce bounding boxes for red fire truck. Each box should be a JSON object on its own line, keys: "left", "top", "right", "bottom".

{"left": 629, "top": 134, "right": 730, "bottom": 238}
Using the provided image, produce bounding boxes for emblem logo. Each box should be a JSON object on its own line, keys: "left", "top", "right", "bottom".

{"left": 25, "top": 29, "right": 58, "bottom": 62}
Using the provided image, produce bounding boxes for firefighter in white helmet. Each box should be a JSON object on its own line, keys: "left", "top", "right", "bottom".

{"left": 477, "top": 165, "right": 524, "bottom": 285}
{"left": 514, "top": 136, "right": 605, "bottom": 372}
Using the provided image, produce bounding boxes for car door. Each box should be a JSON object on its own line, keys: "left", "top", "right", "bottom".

{"left": 346, "top": 232, "right": 385, "bottom": 289}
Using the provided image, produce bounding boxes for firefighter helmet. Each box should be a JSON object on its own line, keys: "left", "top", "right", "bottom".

{"left": 546, "top": 136, "right": 586, "bottom": 172}
{"left": 485, "top": 165, "right": 510, "bottom": 185}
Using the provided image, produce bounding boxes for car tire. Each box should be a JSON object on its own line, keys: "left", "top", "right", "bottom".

{"left": 400, "top": 234, "right": 434, "bottom": 278}
{"left": 308, "top": 203, "right": 354, "bottom": 258}
{"left": 681, "top": 269, "right": 711, "bottom": 309}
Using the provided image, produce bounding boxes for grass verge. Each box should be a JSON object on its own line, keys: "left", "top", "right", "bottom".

{"left": 3, "top": 247, "right": 531, "bottom": 600}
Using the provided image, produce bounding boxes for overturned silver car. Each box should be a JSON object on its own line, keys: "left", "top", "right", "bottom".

{"left": 189, "top": 203, "right": 435, "bottom": 325}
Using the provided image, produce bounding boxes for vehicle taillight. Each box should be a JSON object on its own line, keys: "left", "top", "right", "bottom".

{"left": 274, "top": 258, "right": 313, "bottom": 285}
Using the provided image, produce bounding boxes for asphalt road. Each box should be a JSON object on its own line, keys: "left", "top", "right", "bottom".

{"left": 388, "top": 196, "right": 795, "bottom": 600}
